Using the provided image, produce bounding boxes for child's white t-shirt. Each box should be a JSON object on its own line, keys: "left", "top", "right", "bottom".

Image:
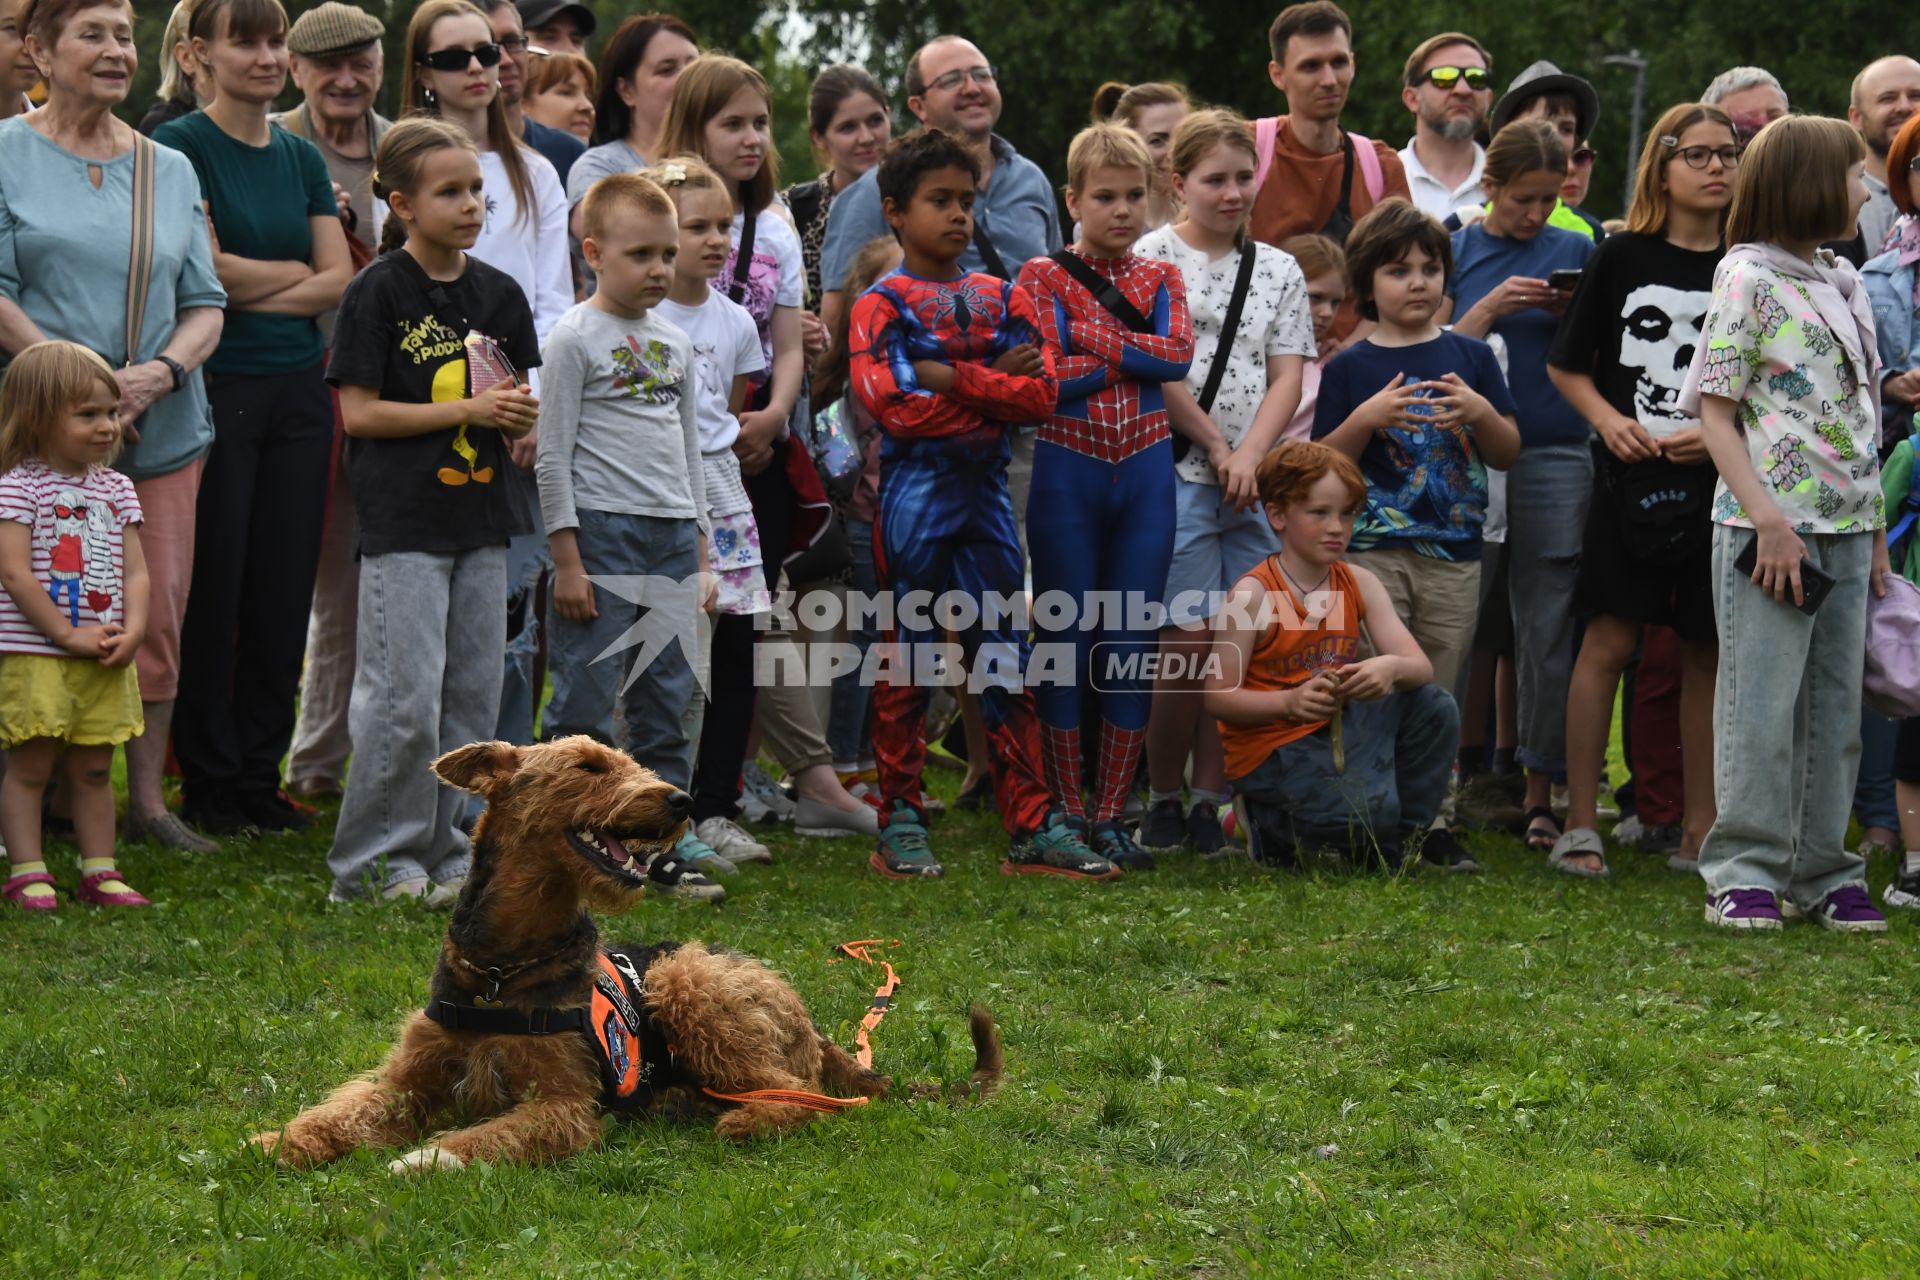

{"left": 654, "top": 291, "right": 768, "bottom": 453}
{"left": 0, "top": 460, "right": 142, "bottom": 656}
{"left": 1135, "top": 226, "right": 1316, "bottom": 485}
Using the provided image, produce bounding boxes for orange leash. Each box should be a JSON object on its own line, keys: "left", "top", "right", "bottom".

{"left": 697, "top": 938, "right": 901, "bottom": 1112}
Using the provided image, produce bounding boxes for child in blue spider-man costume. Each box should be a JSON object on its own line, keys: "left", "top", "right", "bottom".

{"left": 1016, "top": 125, "right": 1195, "bottom": 870}
{"left": 849, "top": 129, "right": 1122, "bottom": 882}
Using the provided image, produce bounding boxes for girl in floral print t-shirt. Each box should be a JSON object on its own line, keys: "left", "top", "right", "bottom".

{"left": 1679, "top": 116, "right": 1892, "bottom": 934}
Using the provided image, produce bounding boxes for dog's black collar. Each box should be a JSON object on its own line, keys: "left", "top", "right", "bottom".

{"left": 424, "top": 1001, "right": 588, "bottom": 1035}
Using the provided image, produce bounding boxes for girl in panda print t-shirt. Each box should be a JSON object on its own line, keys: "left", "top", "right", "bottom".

{"left": 1543, "top": 103, "right": 1736, "bottom": 877}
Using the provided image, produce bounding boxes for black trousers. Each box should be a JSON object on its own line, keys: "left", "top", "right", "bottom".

{"left": 174, "top": 365, "right": 331, "bottom": 797}
{"left": 691, "top": 455, "right": 794, "bottom": 821}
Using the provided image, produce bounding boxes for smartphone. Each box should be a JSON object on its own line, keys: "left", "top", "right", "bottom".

{"left": 1733, "top": 537, "right": 1836, "bottom": 614}
{"left": 1548, "top": 269, "right": 1584, "bottom": 291}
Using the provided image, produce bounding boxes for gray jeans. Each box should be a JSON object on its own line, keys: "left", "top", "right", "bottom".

{"left": 329, "top": 546, "right": 506, "bottom": 897}
{"left": 544, "top": 511, "right": 701, "bottom": 790}
{"left": 1700, "top": 524, "right": 1871, "bottom": 904}
{"left": 1505, "top": 443, "right": 1592, "bottom": 773}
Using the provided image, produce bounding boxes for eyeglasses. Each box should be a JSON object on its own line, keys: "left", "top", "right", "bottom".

{"left": 1415, "top": 66, "right": 1490, "bottom": 92}
{"left": 418, "top": 42, "right": 503, "bottom": 72}
{"left": 925, "top": 65, "right": 996, "bottom": 94}
{"left": 495, "top": 33, "right": 527, "bottom": 53}
{"left": 1570, "top": 146, "right": 1596, "bottom": 167}
{"left": 1662, "top": 139, "right": 1742, "bottom": 170}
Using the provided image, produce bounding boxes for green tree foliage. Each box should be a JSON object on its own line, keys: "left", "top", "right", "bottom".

{"left": 120, "top": 0, "right": 1894, "bottom": 217}
{"left": 791, "top": 0, "right": 1898, "bottom": 218}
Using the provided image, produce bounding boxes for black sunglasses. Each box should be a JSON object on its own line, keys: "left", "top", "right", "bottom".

{"left": 1415, "top": 66, "right": 1490, "bottom": 91}
{"left": 418, "top": 42, "right": 503, "bottom": 72}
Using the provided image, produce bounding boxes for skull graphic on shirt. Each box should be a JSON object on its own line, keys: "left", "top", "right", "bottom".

{"left": 1618, "top": 283, "right": 1708, "bottom": 432}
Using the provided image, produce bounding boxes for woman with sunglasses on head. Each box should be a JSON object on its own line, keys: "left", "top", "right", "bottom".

{"left": 1543, "top": 103, "right": 1740, "bottom": 879}
{"left": 152, "top": 0, "right": 351, "bottom": 837}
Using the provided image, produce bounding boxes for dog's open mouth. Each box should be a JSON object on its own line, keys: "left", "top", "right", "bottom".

{"left": 565, "top": 826, "right": 681, "bottom": 881}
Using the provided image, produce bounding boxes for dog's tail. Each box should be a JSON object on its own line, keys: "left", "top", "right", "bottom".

{"left": 966, "top": 1006, "right": 1003, "bottom": 1098}
{"left": 898, "top": 1005, "right": 1003, "bottom": 1103}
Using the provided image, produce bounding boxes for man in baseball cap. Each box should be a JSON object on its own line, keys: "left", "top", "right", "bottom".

{"left": 517, "top": 0, "right": 594, "bottom": 57}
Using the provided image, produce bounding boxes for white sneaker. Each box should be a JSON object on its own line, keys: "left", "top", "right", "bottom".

{"left": 739, "top": 762, "right": 797, "bottom": 824}
{"left": 696, "top": 816, "right": 773, "bottom": 866}
{"left": 793, "top": 796, "right": 880, "bottom": 838}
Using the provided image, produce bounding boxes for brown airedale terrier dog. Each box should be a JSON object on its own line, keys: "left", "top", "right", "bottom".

{"left": 253, "top": 737, "right": 1001, "bottom": 1173}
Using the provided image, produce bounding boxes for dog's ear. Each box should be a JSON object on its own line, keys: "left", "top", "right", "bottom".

{"left": 433, "top": 741, "right": 521, "bottom": 795}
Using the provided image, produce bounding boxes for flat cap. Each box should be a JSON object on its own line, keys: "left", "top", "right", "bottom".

{"left": 287, "top": 2, "right": 385, "bottom": 59}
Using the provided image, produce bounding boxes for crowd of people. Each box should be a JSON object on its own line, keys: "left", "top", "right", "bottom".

{"left": 0, "top": 0, "right": 1917, "bottom": 937}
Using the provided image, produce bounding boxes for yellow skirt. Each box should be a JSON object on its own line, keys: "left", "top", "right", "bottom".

{"left": 0, "top": 654, "right": 143, "bottom": 749}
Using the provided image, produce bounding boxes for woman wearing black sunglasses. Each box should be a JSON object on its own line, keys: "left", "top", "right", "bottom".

{"left": 390, "top": 0, "right": 569, "bottom": 348}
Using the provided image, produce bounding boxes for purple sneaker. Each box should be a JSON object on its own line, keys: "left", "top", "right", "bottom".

{"left": 1802, "top": 884, "right": 1889, "bottom": 933}
{"left": 1705, "top": 888, "right": 1784, "bottom": 931}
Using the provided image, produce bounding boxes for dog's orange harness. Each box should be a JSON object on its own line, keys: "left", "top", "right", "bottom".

{"left": 427, "top": 940, "right": 902, "bottom": 1115}
{"left": 692, "top": 939, "right": 901, "bottom": 1113}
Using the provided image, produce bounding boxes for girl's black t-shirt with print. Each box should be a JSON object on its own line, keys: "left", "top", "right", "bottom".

{"left": 1549, "top": 232, "right": 1722, "bottom": 435}
{"left": 327, "top": 251, "right": 541, "bottom": 556}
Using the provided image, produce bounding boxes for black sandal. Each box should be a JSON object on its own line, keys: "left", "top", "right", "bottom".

{"left": 1524, "top": 805, "right": 1562, "bottom": 850}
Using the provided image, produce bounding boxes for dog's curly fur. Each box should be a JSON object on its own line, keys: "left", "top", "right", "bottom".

{"left": 251, "top": 737, "right": 1002, "bottom": 1172}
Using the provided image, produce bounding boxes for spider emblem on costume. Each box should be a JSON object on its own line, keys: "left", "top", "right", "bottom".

{"left": 928, "top": 277, "right": 995, "bottom": 335}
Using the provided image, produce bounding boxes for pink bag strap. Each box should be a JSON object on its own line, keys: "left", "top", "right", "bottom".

{"left": 1253, "top": 118, "right": 1384, "bottom": 203}
{"left": 1253, "top": 116, "right": 1279, "bottom": 191}
{"left": 1347, "top": 130, "right": 1385, "bottom": 202}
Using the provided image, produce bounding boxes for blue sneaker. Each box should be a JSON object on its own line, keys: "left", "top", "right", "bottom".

{"left": 1092, "top": 819, "right": 1155, "bottom": 871}
{"left": 1003, "top": 809, "right": 1120, "bottom": 880}
{"left": 870, "top": 801, "right": 943, "bottom": 879}
{"left": 674, "top": 827, "right": 737, "bottom": 877}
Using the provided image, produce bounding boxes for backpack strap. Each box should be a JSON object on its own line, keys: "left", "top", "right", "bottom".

{"left": 1347, "top": 130, "right": 1385, "bottom": 203}
{"left": 1199, "top": 243, "right": 1257, "bottom": 415}
{"left": 1253, "top": 116, "right": 1279, "bottom": 192}
{"left": 1048, "top": 249, "right": 1152, "bottom": 333}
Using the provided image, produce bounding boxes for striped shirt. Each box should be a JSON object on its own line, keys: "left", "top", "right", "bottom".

{"left": 0, "top": 460, "right": 141, "bottom": 656}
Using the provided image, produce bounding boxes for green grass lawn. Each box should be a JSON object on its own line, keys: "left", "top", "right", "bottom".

{"left": 4, "top": 763, "right": 1920, "bottom": 1278}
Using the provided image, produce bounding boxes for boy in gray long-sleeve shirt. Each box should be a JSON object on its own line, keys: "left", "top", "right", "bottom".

{"left": 535, "top": 177, "right": 713, "bottom": 882}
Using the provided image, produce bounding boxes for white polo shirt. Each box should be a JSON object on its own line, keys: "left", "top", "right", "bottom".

{"left": 1398, "top": 137, "right": 1487, "bottom": 222}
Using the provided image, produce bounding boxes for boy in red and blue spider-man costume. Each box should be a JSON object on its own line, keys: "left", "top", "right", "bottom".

{"left": 1016, "top": 125, "right": 1194, "bottom": 870}
{"left": 850, "top": 128, "right": 1120, "bottom": 882}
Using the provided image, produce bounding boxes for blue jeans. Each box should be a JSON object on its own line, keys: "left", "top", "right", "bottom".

{"left": 826, "top": 514, "right": 878, "bottom": 764}
{"left": 1700, "top": 525, "right": 1872, "bottom": 903}
{"left": 543, "top": 512, "right": 701, "bottom": 790}
{"left": 1230, "top": 683, "right": 1460, "bottom": 860}
{"left": 1854, "top": 705, "right": 1899, "bottom": 832}
{"left": 1505, "top": 443, "right": 1593, "bottom": 773}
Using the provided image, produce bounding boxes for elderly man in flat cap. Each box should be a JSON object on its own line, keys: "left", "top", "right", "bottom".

{"left": 274, "top": 2, "right": 389, "bottom": 802}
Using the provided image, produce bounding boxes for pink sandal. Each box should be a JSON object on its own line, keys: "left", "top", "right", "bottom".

{"left": 76, "top": 869, "right": 149, "bottom": 908}
{"left": 3, "top": 870, "right": 59, "bottom": 912}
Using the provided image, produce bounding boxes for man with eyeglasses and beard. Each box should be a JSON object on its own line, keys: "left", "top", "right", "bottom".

{"left": 816, "top": 36, "right": 1061, "bottom": 336}
{"left": 1398, "top": 33, "right": 1494, "bottom": 221}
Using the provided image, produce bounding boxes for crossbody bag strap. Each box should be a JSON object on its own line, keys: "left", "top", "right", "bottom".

{"left": 1048, "top": 249, "right": 1152, "bottom": 332}
{"left": 125, "top": 133, "right": 157, "bottom": 369}
{"left": 1198, "top": 243, "right": 1257, "bottom": 415}
{"left": 972, "top": 217, "right": 1010, "bottom": 280}
{"left": 728, "top": 208, "right": 757, "bottom": 305}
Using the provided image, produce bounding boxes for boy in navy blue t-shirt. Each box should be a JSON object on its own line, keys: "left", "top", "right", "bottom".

{"left": 1312, "top": 199, "right": 1520, "bottom": 869}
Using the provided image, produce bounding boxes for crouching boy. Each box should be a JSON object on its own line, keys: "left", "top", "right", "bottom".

{"left": 1206, "top": 440, "right": 1459, "bottom": 868}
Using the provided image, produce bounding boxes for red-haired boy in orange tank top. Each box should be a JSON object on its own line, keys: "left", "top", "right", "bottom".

{"left": 1205, "top": 440, "right": 1458, "bottom": 868}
